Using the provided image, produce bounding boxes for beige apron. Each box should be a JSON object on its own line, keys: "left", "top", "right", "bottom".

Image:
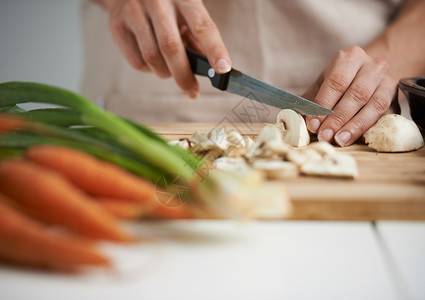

{"left": 81, "top": 0, "right": 403, "bottom": 123}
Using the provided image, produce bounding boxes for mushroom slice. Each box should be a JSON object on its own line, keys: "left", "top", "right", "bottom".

{"left": 252, "top": 159, "right": 299, "bottom": 179}
{"left": 207, "top": 127, "right": 230, "bottom": 150}
{"left": 227, "top": 130, "right": 245, "bottom": 147}
{"left": 225, "top": 144, "right": 247, "bottom": 158}
{"left": 247, "top": 125, "right": 291, "bottom": 158}
{"left": 213, "top": 157, "right": 250, "bottom": 172}
{"left": 286, "top": 148, "right": 322, "bottom": 166}
{"left": 189, "top": 132, "right": 210, "bottom": 148}
{"left": 309, "top": 142, "right": 336, "bottom": 156}
{"left": 168, "top": 138, "right": 191, "bottom": 150}
{"left": 300, "top": 152, "right": 358, "bottom": 178}
{"left": 189, "top": 127, "right": 229, "bottom": 156}
{"left": 276, "top": 109, "right": 310, "bottom": 147}
{"left": 364, "top": 114, "right": 424, "bottom": 152}
{"left": 243, "top": 136, "right": 255, "bottom": 150}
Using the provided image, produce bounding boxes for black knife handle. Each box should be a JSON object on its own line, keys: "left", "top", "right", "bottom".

{"left": 186, "top": 48, "right": 230, "bottom": 91}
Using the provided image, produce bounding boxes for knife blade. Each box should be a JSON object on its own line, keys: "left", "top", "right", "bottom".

{"left": 187, "top": 48, "right": 333, "bottom": 116}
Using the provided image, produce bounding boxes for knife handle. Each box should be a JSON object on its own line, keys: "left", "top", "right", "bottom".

{"left": 186, "top": 48, "right": 230, "bottom": 91}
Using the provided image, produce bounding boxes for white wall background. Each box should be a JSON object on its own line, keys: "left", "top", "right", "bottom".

{"left": 0, "top": 0, "right": 83, "bottom": 93}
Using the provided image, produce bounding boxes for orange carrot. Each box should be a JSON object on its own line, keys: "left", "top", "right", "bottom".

{"left": 146, "top": 192, "right": 192, "bottom": 219}
{"left": 0, "top": 193, "right": 109, "bottom": 269}
{"left": 25, "top": 145, "right": 157, "bottom": 205}
{"left": 0, "top": 159, "right": 133, "bottom": 242}
{"left": 95, "top": 198, "right": 151, "bottom": 219}
{"left": 0, "top": 114, "right": 25, "bottom": 135}
{"left": 95, "top": 196, "right": 192, "bottom": 219}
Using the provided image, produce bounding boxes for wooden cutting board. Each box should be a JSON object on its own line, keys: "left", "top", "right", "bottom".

{"left": 149, "top": 123, "right": 425, "bottom": 221}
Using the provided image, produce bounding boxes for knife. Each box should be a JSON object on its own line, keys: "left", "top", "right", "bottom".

{"left": 186, "top": 48, "right": 333, "bottom": 116}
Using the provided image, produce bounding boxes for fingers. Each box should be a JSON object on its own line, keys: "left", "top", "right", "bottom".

{"left": 180, "top": 24, "right": 204, "bottom": 55}
{"left": 109, "top": 15, "right": 149, "bottom": 72}
{"left": 124, "top": 1, "right": 170, "bottom": 78}
{"left": 334, "top": 76, "right": 397, "bottom": 147}
{"left": 176, "top": 0, "right": 231, "bottom": 73}
{"left": 318, "top": 57, "right": 389, "bottom": 143}
{"left": 107, "top": 0, "right": 229, "bottom": 98}
{"left": 304, "top": 46, "right": 397, "bottom": 147}
{"left": 306, "top": 46, "right": 366, "bottom": 134}
{"left": 145, "top": 0, "right": 199, "bottom": 98}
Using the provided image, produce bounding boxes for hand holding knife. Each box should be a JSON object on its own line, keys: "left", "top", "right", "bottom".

{"left": 186, "top": 48, "right": 333, "bottom": 117}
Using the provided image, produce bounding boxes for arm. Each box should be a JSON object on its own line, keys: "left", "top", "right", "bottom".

{"left": 90, "top": 0, "right": 231, "bottom": 99}
{"left": 304, "top": 0, "right": 425, "bottom": 147}
{"left": 365, "top": 0, "right": 425, "bottom": 78}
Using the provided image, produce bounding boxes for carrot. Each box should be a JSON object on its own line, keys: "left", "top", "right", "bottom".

{"left": 0, "top": 114, "right": 25, "bottom": 135}
{"left": 0, "top": 193, "right": 109, "bottom": 269}
{"left": 95, "top": 198, "right": 150, "bottom": 219}
{"left": 25, "top": 145, "right": 158, "bottom": 206}
{"left": 95, "top": 196, "right": 192, "bottom": 219}
{"left": 0, "top": 159, "right": 133, "bottom": 242}
{"left": 146, "top": 192, "right": 192, "bottom": 219}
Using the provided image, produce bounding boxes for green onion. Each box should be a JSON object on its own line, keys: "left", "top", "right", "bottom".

{"left": 0, "top": 82, "right": 199, "bottom": 180}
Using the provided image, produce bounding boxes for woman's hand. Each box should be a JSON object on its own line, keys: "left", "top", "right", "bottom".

{"left": 95, "top": 0, "right": 231, "bottom": 98}
{"left": 303, "top": 46, "right": 399, "bottom": 147}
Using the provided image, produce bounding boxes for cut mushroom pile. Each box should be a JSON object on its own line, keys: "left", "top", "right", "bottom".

{"left": 169, "top": 109, "right": 359, "bottom": 179}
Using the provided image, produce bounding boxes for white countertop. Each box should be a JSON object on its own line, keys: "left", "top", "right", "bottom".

{"left": 0, "top": 220, "right": 424, "bottom": 300}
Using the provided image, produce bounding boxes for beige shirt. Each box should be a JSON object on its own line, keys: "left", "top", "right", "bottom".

{"left": 81, "top": 0, "right": 403, "bottom": 123}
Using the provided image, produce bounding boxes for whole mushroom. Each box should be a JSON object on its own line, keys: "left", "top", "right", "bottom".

{"left": 364, "top": 114, "right": 424, "bottom": 152}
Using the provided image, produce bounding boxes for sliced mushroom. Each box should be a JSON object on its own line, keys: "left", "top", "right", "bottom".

{"left": 190, "top": 127, "right": 230, "bottom": 151}
{"left": 252, "top": 159, "right": 299, "bottom": 179}
{"left": 286, "top": 148, "right": 322, "bottom": 166}
{"left": 364, "top": 114, "right": 424, "bottom": 152}
{"left": 168, "top": 138, "right": 191, "bottom": 150}
{"left": 246, "top": 125, "right": 291, "bottom": 158}
{"left": 213, "top": 157, "right": 250, "bottom": 173}
{"left": 309, "top": 142, "right": 337, "bottom": 156}
{"left": 243, "top": 136, "right": 255, "bottom": 150}
{"left": 276, "top": 109, "right": 310, "bottom": 147}
{"left": 225, "top": 144, "right": 247, "bottom": 157}
{"left": 206, "top": 127, "right": 230, "bottom": 150}
{"left": 227, "top": 130, "right": 245, "bottom": 147}
{"left": 300, "top": 152, "right": 358, "bottom": 178}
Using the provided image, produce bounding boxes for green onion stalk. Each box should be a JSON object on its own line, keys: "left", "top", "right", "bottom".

{"left": 0, "top": 82, "right": 197, "bottom": 180}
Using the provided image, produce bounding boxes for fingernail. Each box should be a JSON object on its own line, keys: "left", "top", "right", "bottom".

{"left": 318, "top": 129, "right": 333, "bottom": 142}
{"left": 216, "top": 58, "right": 231, "bottom": 73}
{"left": 335, "top": 131, "right": 351, "bottom": 147}
{"left": 308, "top": 118, "right": 320, "bottom": 133}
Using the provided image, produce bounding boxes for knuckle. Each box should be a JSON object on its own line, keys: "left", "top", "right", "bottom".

{"left": 372, "top": 57, "right": 389, "bottom": 72}
{"left": 123, "top": 0, "right": 141, "bottom": 15}
{"left": 371, "top": 94, "right": 391, "bottom": 114}
{"left": 327, "top": 72, "right": 348, "bottom": 94}
{"left": 330, "top": 111, "right": 350, "bottom": 128}
{"left": 143, "top": 48, "right": 160, "bottom": 64}
{"left": 350, "top": 83, "right": 370, "bottom": 105}
{"left": 159, "top": 35, "right": 181, "bottom": 56}
{"left": 351, "top": 117, "right": 368, "bottom": 132}
{"left": 342, "top": 45, "right": 365, "bottom": 59}
{"left": 193, "top": 18, "right": 217, "bottom": 36}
